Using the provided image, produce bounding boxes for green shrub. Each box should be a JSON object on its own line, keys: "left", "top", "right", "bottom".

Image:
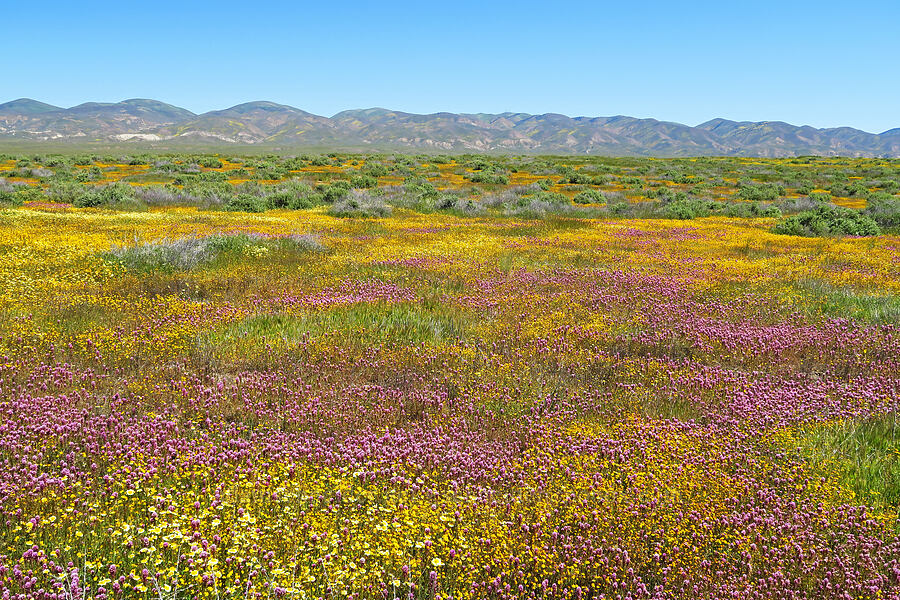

{"left": 558, "top": 168, "right": 592, "bottom": 185}
{"left": 0, "top": 190, "right": 24, "bottom": 206}
{"left": 224, "top": 193, "right": 267, "bottom": 213}
{"left": 772, "top": 205, "right": 881, "bottom": 237}
{"left": 362, "top": 163, "right": 390, "bottom": 177}
{"left": 74, "top": 183, "right": 142, "bottom": 209}
{"left": 527, "top": 191, "right": 567, "bottom": 205}
{"left": 198, "top": 157, "right": 224, "bottom": 169}
{"left": 320, "top": 180, "right": 352, "bottom": 203}
{"left": 350, "top": 174, "right": 378, "bottom": 189}
{"left": 737, "top": 182, "right": 785, "bottom": 202}
{"left": 808, "top": 192, "right": 832, "bottom": 203}
{"left": 403, "top": 178, "right": 440, "bottom": 201}
{"left": 663, "top": 199, "right": 703, "bottom": 219}
{"left": 572, "top": 189, "right": 605, "bottom": 205}
{"left": 466, "top": 170, "right": 509, "bottom": 185}
{"left": 266, "top": 185, "right": 323, "bottom": 210}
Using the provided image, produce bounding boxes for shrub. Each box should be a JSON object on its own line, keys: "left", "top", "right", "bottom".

{"left": 723, "top": 202, "right": 782, "bottom": 218}
{"left": 528, "top": 191, "right": 568, "bottom": 205}
{"left": 466, "top": 171, "right": 509, "bottom": 185}
{"left": 198, "top": 157, "right": 224, "bottom": 169}
{"left": 403, "top": 178, "right": 441, "bottom": 201}
{"left": 558, "top": 168, "right": 592, "bottom": 185}
{"left": 47, "top": 182, "right": 93, "bottom": 205}
{"left": 320, "top": 181, "right": 352, "bottom": 203}
{"left": 74, "top": 183, "right": 143, "bottom": 209}
{"left": 449, "top": 198, "right": 486, "bottom": 217}
{"left": 0, "top": 190, "right": 23, "bottom": 206}
{"left": 179, "top": 182, "right": 233, "bottom": 209}
{"left": 350, "top": 174, "right": 378, "bottom": 189}
{"left": 772, "top": 205, "right": 881, "bottom": 237}
{"left": 778, "top": 195, "right": 831, "bottom": 214}
{"left": 663, "top": 199, "right": 704, "bottom": 220}
{"left": 572, "top": 189, "right": 605, "bottom": 204}
{"left": 174, "top": 171, "right": 227, "bottom": 185}
{"left": 133, "top": 186, "right": 184, "bottom": 207}
{"left": 75, "top": 167, "right": 103, "bottom": 183}
{"left": 737, "top": 182, "right": 785, "bottom": 202}
{"left": 864, "top": 193, "right": 900, "bottom": 228}
{"left": 224, "top": 193, "right": 267, "bottom": 213}
{"left": 264, "top": 183, "right": 323, "bottom": 210}
{"left": 362, "top": 163, "right": 390, "bottom": 177}
{"left": 329, "top": 190, "right": 392, "bottom": 218}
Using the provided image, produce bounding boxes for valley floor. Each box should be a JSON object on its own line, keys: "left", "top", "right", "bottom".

{"left": 0, "top": 205, "right": 899, "bottom": 599}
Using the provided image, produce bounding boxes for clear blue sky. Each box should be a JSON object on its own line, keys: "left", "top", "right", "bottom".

{"left": 5, "top": 1, "right": 898, "bottom": 133}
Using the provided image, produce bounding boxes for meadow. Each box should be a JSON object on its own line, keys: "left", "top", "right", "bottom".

{"left": 0, "top": 152, "right": 899, "bottom": 599}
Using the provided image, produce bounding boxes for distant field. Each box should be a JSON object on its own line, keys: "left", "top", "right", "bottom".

{"left": 0, "top": 152, "right": 898, "bottom": 219}
{"left": 0, "top": 152, "right": 899, "bottom": 599}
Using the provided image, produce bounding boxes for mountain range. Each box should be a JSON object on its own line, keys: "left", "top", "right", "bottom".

{"left": 1, "top": 98, "right": 898, "bottom": 157}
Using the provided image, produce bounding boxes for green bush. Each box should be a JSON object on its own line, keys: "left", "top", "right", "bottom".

{"left": 572, "top": 189, "right": 605, "bottom": 205}
{"left": 198, "top": 157, "right": 224, "bottom": 169}
{"left": 74, "top": 167, "right": 103, "bottom": 183}
{"left": 266, "top": 186, "right": 323, "bottom": 210}
{"left": 0, "top": 190, "right": 24, "bottom": 206}
{"left": 737, "top": 182, "right": 785, "bottom": 202}
{"left": 526, "top": 191, "right": 567, "bottom": 205}
{"left": 772, "top": 205, "right": 881, "bottom": 237}
{"left": 466, "top": 170, "right": 509, "bottom": 185}
{"left": 320, "top": 180, "right": 352, "bottom": 203}
{"left": 224, "top": 193, "right": 267, "bottom": 213}
{"left": 663, "top": 199, "right": 704, "bottom": 219}
{"left": 403, "top": 178, "right": 440, "bottom": 200}
{"left": 350, "top": 174, "right": 378, "bottom": 189}
{"left": 362, "top": 163, "right": 390, "bottom": 177}
{"left": 807, "top": 192, "right": 832, "bottom": 203}
{"left": 558, "top": 167, "right": 592, "bottom": 185}
{"left": 74, "top": 183, "right": 142, "bottom": 209}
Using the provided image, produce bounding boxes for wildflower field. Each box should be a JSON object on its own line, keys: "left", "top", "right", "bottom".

{"left": 1, "top": 152, "right": 899, "bottom": 599}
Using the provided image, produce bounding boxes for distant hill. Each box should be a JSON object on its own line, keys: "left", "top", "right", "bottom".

{"left": 0, "top": 97, "right": 897, "bottom": 156}
{"left": 0, "top": 98, "right": 62, "bottom": 115}
{"left": 0, "top": 99, "right": 195, "bottom": 141}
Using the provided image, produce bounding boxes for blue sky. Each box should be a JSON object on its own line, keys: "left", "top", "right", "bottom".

{"left": 5, "top": 1, "right": 898, "bottom": 132}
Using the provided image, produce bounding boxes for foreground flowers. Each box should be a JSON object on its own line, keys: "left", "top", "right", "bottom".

{"left": 0, "top": 205, "right": 898, "bottom": 599}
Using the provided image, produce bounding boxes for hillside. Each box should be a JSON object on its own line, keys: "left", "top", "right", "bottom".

{"left": 0, "top": 98, "right": 898, "bottom": 156}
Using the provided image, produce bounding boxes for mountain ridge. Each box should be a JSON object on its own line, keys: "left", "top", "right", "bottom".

{"left": 0, "top": 98, "right": 897, "bottom": 157}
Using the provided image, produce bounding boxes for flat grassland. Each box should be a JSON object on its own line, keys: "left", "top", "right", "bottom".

{"left": 0, "top": 153, "right": 899, "bottom": 599}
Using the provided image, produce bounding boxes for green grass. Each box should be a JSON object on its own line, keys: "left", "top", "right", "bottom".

{"left": 205, "top": 302, "right": 472, "bottom": 351}
{"left": 796, "top": 279, "right": 900, "bottom": 325}
{"left": 799, "top": 413, "right": 900, "bottom": 511}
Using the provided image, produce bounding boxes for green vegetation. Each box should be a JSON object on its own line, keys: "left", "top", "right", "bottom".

{"left": 773, "top": 205, "right": 881, "bottom": 237}
{"left": 799, "top": 414, "right": 900, "bottom": 511}
{"left": 2, "top": 152, "right": 898, "bottom": 231}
